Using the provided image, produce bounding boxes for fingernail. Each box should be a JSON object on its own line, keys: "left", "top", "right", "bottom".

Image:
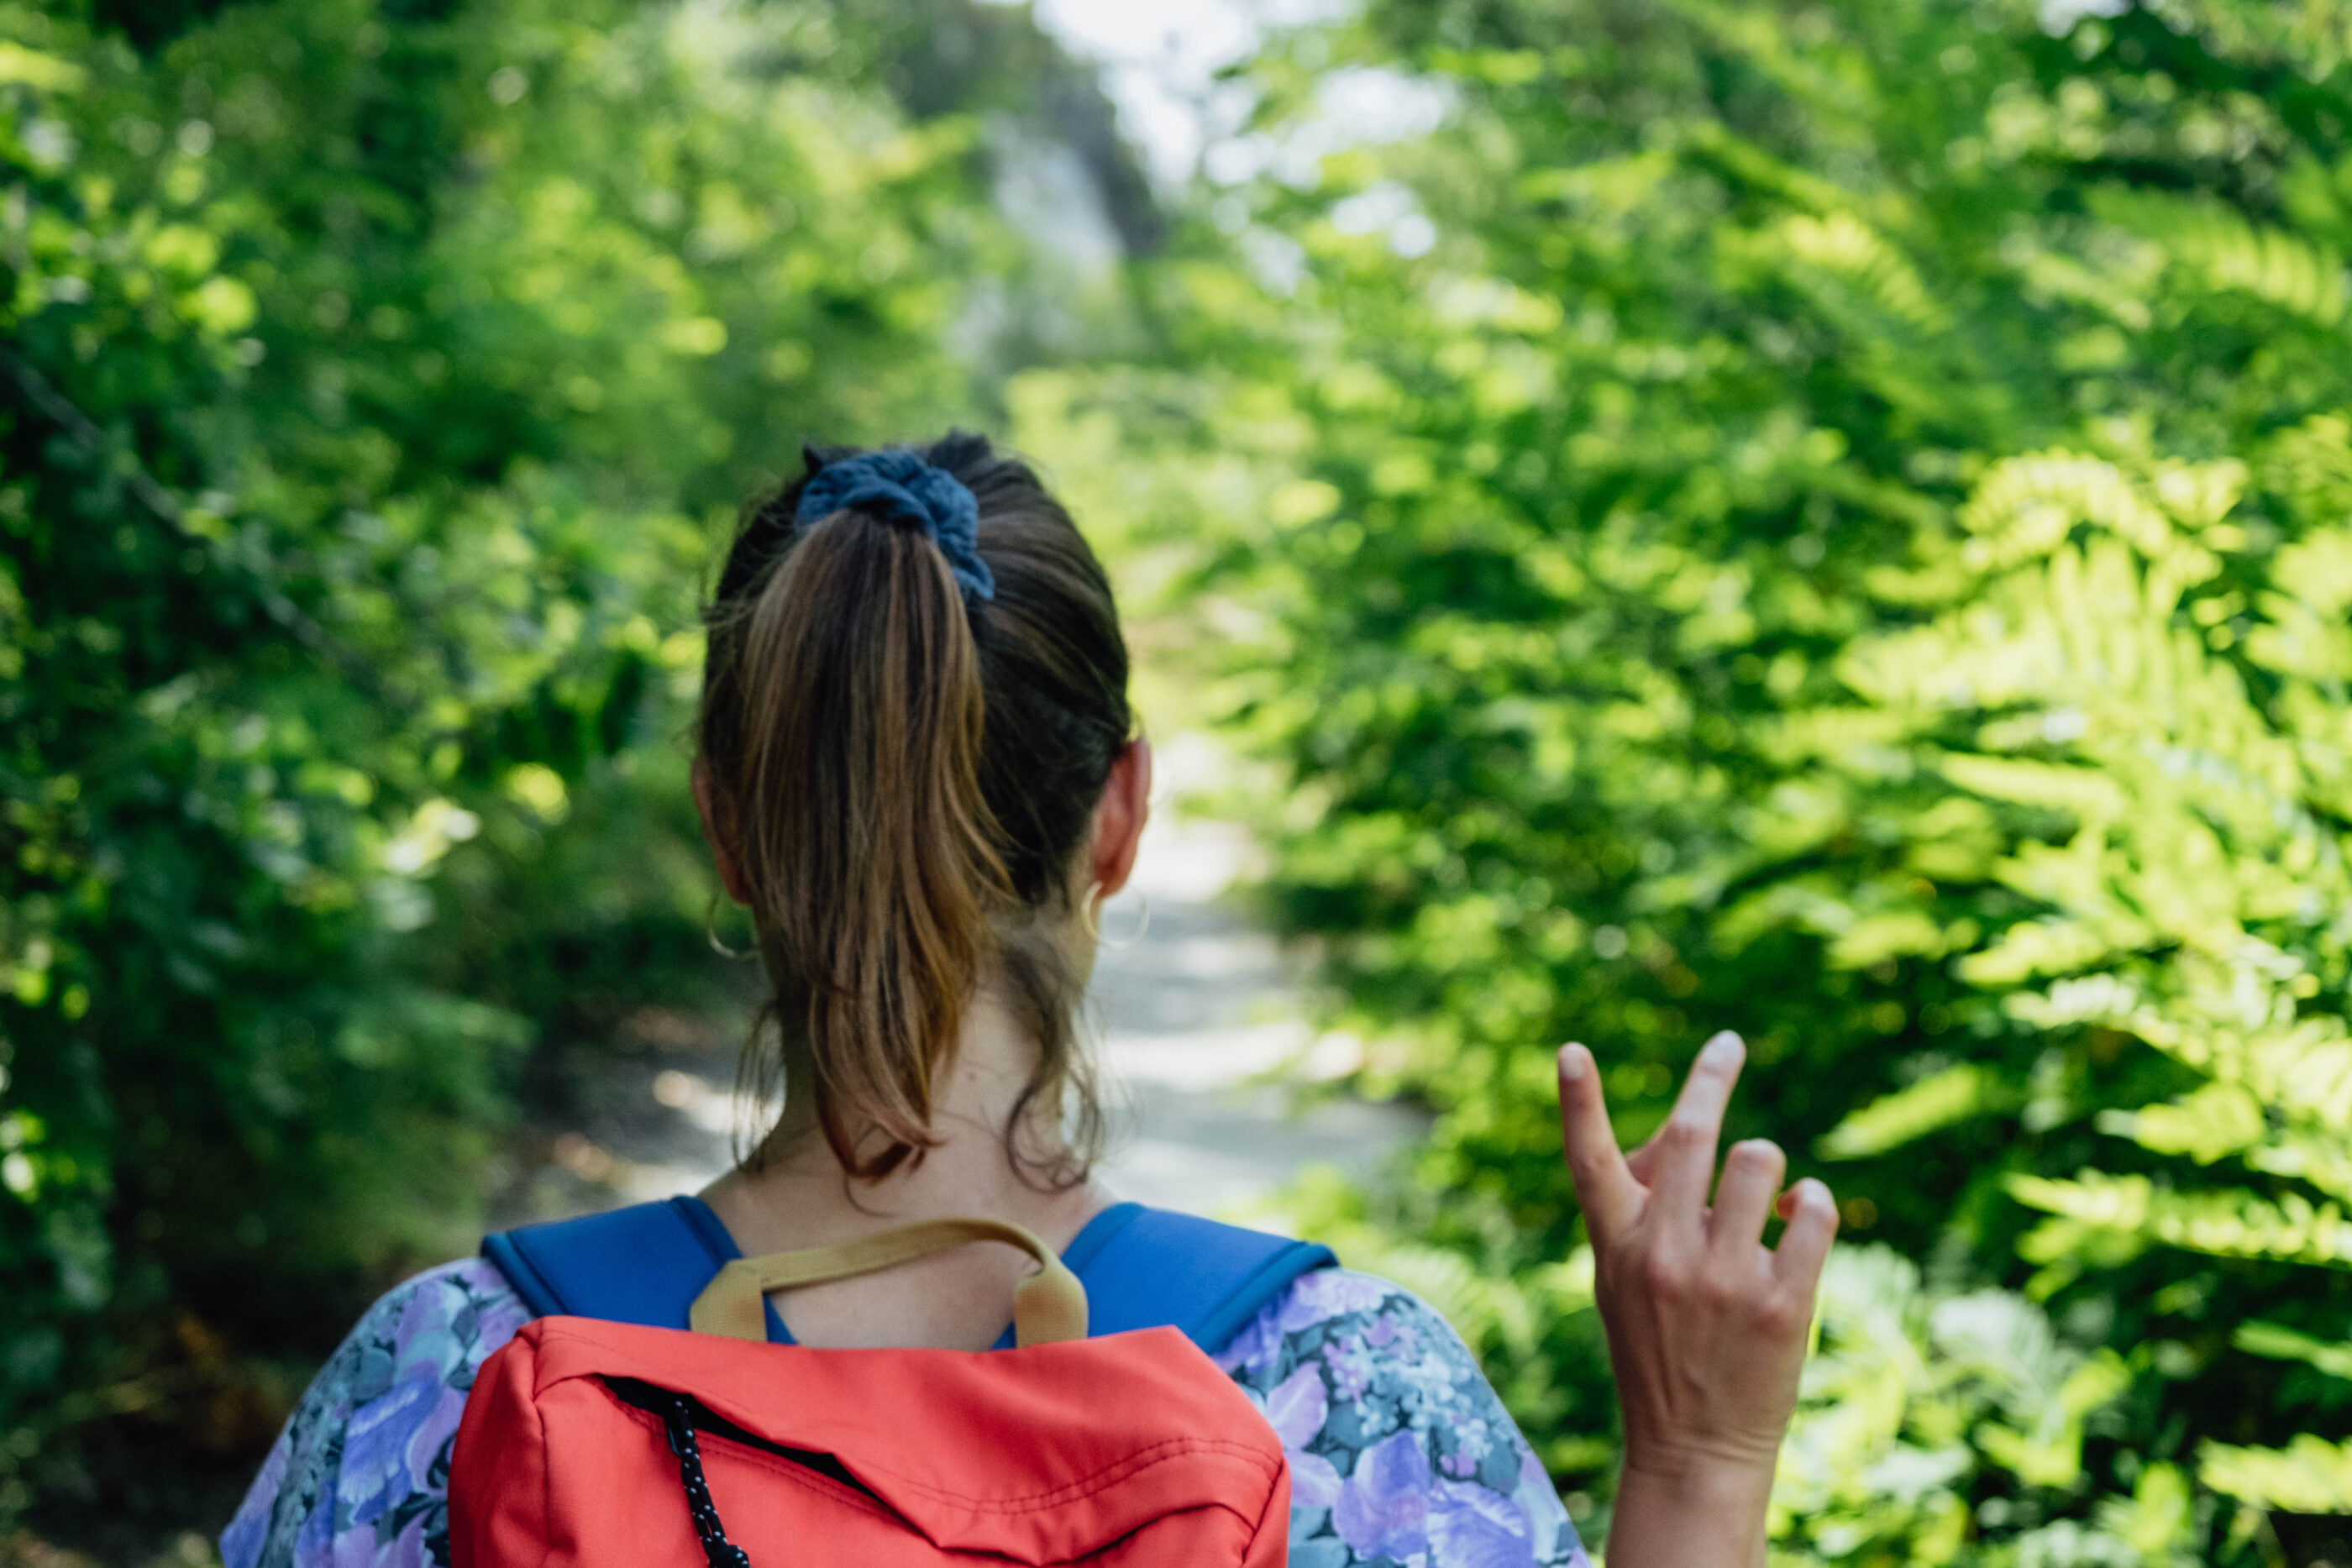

{"left": 1557, "top": 1044, "right": 1588, "bottom": 1080}
{"left": 1701, "top": 1030, "right": 1743, "bottom": 1066}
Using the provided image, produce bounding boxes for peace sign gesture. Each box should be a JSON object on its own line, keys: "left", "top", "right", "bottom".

{"left": 1557, "top": 1031, "right": 1839, "bottom": 1568}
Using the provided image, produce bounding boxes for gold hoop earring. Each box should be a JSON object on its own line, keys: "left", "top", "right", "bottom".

{"left": 706, "top": 893, "right": 750, "bottom": 960}
{"left": 1084, "top": 881, "right": 1151, "bottom": 953}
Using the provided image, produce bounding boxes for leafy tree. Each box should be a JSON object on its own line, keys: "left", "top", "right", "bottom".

{"left": 1016, "top": 0, "right": 2352, "bottom": 1557}
{"left": 0, "top": 0, "right": 1131, "bottom": 1536}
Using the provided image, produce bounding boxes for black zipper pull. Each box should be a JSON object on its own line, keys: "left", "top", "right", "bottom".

{"left": 659, "top": 1394, "right": 753, "bottom": 1568}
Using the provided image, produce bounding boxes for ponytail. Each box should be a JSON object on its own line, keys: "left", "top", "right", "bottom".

{"left": 701, "top": 435, "right": 1127, "bottom": 1184}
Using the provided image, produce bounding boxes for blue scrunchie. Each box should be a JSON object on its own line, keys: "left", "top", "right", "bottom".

{"left": 795, "top": 450, "right": 995, "bottom": 602}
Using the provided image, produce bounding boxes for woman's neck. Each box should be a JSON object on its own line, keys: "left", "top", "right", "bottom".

{"left": 698, "top": 985, "right": 1112, "bottom": 1260}
{"left": 693, "top": 986, "right": 1115, "bottom": 1350}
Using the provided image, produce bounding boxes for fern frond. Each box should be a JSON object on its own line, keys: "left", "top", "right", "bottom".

{"left": 2264, "top": 416, "right": 2352, "bottom": 542}
{"left": 2234, "top": 1320, "right": 2352, "bottom": 1381}
{"left": 2202, "top": 1434, "right": 2352, "bottom": 1513}
{"left": 1819, "top": 1064, "right": 2012, "bottom": 1159}
{"left": 1957, "top": 451, "right": 2178, "bottom": 571}
{"left": 1932, "top": 755, "right": 2128, "bottom": 822}
{"left": 2099, "top": 1081, "right": 2266, "bottom": 1165}
{"left": 2093, "top": 187, "right": 2349, "bottom": 328}
{"left": 1774, "top": 212, "right": 1948, "bottom": 333}
{"left": 2008, "top": 1170, "right": 2352, "bottom": 1266}
{"left": 2093, "top": 1462, "right": 2196, "bottom": 1565}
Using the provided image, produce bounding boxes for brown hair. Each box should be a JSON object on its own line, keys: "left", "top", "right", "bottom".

{"left": 698, "top": 431, "right": 1130, "bottom": 1183}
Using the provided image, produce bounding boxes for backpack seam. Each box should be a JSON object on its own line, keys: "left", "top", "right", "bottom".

{"left": 528, "top": 1342, "right": 556, "bottom": 1568}
{"left": 1245, "top": 1438, "right": 1287, "bottom": 1558}
{"left": 595, "top": 1382, "right": 1278, "bottom": 1519}
{"left": 849, "top": 1435, "right": 1282, "bottom": 1514}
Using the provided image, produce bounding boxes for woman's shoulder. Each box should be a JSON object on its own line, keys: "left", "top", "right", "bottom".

{"left": 220, "top": 1256, "right": 530, "bottom": 1568}
{"left": 1213, "top": 1266, "right": 1589, "bottom": 1568}
{"left": 1210, "top": 1265, "right": 1496, "bottom": 1407}
{"left": 293, "top": 1252, "right": 529, "bottom": 1417}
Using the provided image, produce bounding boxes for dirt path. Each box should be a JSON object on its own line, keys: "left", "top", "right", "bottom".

{"left": 1083, "top": 806, "right": 1428, "bottom": 1213}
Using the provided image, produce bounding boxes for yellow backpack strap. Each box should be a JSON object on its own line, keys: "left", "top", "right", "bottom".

{"left": 688, "top": 1217, "right": 1089, "bottom": 1347}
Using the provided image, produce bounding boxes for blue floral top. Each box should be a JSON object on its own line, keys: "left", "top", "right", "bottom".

{"left": 221, "top": 1257, "right": 1587, "bottom": 1568}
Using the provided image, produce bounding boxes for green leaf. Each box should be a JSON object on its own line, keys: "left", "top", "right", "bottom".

{"left": 2202, "top": 1434, "right": 2352, "bottom": 1513}
{"left": 1818, "top": 1064, "right": 2010, "bottom": 1160}
{"left": 2232, "top": 1321, "right": 2352, "bottom": 1382}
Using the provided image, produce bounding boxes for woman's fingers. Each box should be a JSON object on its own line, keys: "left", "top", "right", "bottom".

{"left": 1558, "top": 1044, "right": 1641, "bottom": 1242}
{"left": 1772, "top": 1177, "right": 1840, "bottom": 1289}
{"left": 1625, "top": 1131, "right": 1664, "bottom": 1186}
{"left": 1709, "top": 1138, "right": 1785, "bottom": 1261}
{"left": 1645, "top": 1031, "right": 1746, "bottom": 1222}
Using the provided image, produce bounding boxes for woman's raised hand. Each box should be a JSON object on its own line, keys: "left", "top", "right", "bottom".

{"left": 1557, "top": 1030, "right": 1838, "bottom": 1568}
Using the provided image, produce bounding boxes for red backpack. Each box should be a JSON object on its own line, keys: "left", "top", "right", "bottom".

{"left": 450, "top": 1203, "right": 1334, "bottom": 1567}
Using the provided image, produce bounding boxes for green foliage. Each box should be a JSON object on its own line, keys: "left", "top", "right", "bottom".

{"left": 1772, "top": 1248, "right": 2181, "bottom": 1567}
{"left": 18, "top": 0, "right": 2352, "bottom": 1555}
{"left": 0, "top": 0, "right": 1088, "bottom": 1529}
{"left": 1017, "top": 0, "right": 2352, "bottom": 1555}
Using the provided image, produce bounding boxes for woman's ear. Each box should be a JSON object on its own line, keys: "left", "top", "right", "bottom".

{"left": 1088, "top": 737, "right": 1153, "bottom": 899}
{"left": 691, "top": 758, "right": 752, "bottom": 905}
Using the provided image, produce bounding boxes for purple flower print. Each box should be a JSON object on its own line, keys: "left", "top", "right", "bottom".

{"left": 350, "top": 1506, "right": 429, "bottom": 1568}
{"left": 219, "top": 1437, "right": 286, "bottom": 1568}
{"left": 1514, "top": 1445, "right": 1586, "bottom": 1565}
{"left": 1430, "top": 1480, "right": 1537, "bottom": 1568}
{"left": 1280, "top": 1270, "right": 1394, "bottom": 1334}
{"left": 1268, "top": 1362, "right": 1343, "bottom": 1514}
{"left": 402, "top": 1382, "right": 468, "bottom": 1497}
{"left": 1211, "top": 1304, "right": 1284, "bottom": 1376}
{"left": 339, "top": 1369, "right": 440, "bottom": 1526}
{"left": 1334, "top": 1429, "right": 1432, "bottom": 1560}
{"left": 1266, "top": 1362, "right": 1328, "bottom": 1450}
{"left": 1321, "top": 1332, "right": 1376, "bottom": 1403}
{"left": 1289, "top": 1450, "right": 1343, "bottom": 1512}
{"left": 293, "top": 1481, "right": 336, "bottom": 1566}
{"left": 395, "top": 1282, "right": 445, "bottom": 1344}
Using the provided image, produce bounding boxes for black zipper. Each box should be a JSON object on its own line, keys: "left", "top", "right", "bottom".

{"left": 604, "top": 1376, "right": 880, "bottom": 1567}
{"left": 606, "top": 1377, "right": 872, "bottom": 1496}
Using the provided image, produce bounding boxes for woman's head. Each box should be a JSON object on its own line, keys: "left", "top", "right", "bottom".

{"left": 696, "top": 431, "right": 1136, "bottom": 1184}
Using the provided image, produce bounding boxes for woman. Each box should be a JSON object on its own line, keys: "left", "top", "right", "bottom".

{"left": 223, "top": 433, "right": 1835, "bottom": 1568}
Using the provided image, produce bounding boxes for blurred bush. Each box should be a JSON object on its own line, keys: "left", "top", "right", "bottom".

{"left": 1015, "top": 0, "right": 2352, "bottom": 1558}
{"left": 0, "top": 0, "right": 1137, "bottom": 1538}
